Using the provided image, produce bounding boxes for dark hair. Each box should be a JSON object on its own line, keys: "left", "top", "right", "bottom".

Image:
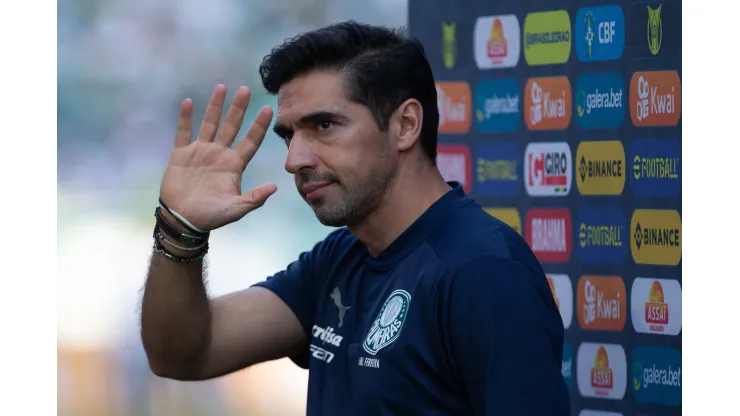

{"left": 259, "top": 20, "right": 439, "bottom": 162}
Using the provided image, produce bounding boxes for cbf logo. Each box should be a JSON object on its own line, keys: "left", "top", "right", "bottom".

{"left": 363, "top": 290, "right": 411, "bottom": 355}
{"left": 442, "top": 22, "right": 456, "bottom": 69}
{"left": 575, "top": 5, "right": 624, "bottom": 62}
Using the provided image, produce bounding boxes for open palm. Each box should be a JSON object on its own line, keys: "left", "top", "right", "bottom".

{"left": 159, "top": 85, "right": 278, "bottom": 231}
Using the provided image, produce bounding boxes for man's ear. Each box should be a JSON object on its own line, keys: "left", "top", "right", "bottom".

{"left": 393, "top": 98, "right": 423, "bottom": 152}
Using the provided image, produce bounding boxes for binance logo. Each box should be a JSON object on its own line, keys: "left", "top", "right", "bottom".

{"left": 634, "top": 222, "right": 643, "bottom": 250}
{"left": 579, "top": 155, "right": 588, "bottom": 183}
{"left": 630, "top": 209, "right": 681, "bottom": 266}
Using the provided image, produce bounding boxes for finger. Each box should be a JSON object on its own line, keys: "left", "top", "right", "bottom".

{"left": 174, "top": 98, "right": 194, "bottom": 148}
{"left": 215, "top": 86, "right": 251, "bottom": 147}
{"left": 236, "top": 105, "right": 274, "bottom": 165}
{"left": 197, "top": 84, "right": 228, "bottom": 142}
{"left": 231, "top": 183, "right": 278, "bottom": 219}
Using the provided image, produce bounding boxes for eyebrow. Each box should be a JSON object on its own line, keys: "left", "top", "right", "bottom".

{"left": 273, "top": 111, "right": 351, "bottom": 137}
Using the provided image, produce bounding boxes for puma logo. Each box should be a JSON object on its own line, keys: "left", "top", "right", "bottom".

{"left": 330, "top": 287, "right": 351, "bottom": 328}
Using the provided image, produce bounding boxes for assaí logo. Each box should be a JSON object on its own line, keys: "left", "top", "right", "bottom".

{"left": 631, "top": 277, "right": 682, "bottom": 336}
{"left": 577, "top": 342, "right": 627, "bottom": 400}
{"left": 575, "top": 72, "right": 626, "bottom": 129}
{"left": 630, "top": 71, "right": 682, "bottom": 127}
{"left": 631, "top": 346, "right": 682, "bottom": 406}
{"left": 630, "top": 138, "right": 681, "bottom": 198}
{"left": 575, "top": 5, "right": 625, "bottom": 62}
{"left": 576, "top": 205, "right": 628, "bottom": 265}
{"left": 475, "top": 78, "right": 520, "bottom": 133}
{"left": 473, "top": 15, "right": 521, "bottom": 69}
{"left": 631, "top": 209, "right": 682, "bottom": 266}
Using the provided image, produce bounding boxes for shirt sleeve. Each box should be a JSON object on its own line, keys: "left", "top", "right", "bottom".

{"left": 440, "top": 256, "right": 571, "bottom": 415}
{"left": 251, "top": 228, "right": 347, "bottom": 369}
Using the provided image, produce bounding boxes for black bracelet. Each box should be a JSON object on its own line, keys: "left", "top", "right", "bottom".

{"left": 152, "top": 233, "right": 208, "bottom": 263}
{"left": 154, "top": 206, "right": 208, "bottom": 245}
{"left": 158, "top": 198, "right": 210, "bottom": 238}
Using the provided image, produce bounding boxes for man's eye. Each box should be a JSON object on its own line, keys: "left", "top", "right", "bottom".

{"left": 318, "top": 121, "right": 333, "bottom": 130}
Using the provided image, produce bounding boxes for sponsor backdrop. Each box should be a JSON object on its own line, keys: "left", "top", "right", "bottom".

{"left": 410, "top": 0, "right": 681, "bottom": 415}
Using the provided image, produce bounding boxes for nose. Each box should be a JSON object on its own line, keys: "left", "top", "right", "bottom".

{"left": 284, "top": 134, "right": 319, "bottom": 175}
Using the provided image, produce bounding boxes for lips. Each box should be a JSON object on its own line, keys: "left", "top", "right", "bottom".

{"left": 301, "top": 181, "right": 333, "bottom": 195}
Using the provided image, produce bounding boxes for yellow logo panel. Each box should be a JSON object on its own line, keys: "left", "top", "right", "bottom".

{"left": 630, "top": 209, "right": 681, "bottom": 266}
{"left": 485, "top": 208, "right": 522, "bottom": 235}
{"left": 576, "top": 140, "right": 626, "bottom": 195}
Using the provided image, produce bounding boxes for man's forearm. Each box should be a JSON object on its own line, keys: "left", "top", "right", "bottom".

{"left": 140, "top": 210, "right": 213, "bottom": 379}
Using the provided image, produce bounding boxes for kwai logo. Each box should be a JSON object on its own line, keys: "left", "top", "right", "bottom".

{"left": 577, "top": 342, "right": 627, "bottom": 400}
{"left": 631, "top": 209, "right": 682, "bottom": 266}
{"left": 631, "top": 346, "right": 682, "bottom": 406}
{"left": 475, "top": 78, "right": 520, "bottom": 133}
{"left": 575, "top": 72, "right": 626, "bottom": 129}
{"left": 363, "top": 289, "right": 411, "bottom": 355}
{"left": 575, "top": 5, "right": 625, "bottom": 62}
{"left": 631, "top": 277, "right": 682, "bottom": 336}
{"left": 524, "top": 142, "right": 572, "bottom": 196}
{"left": 525, "top": 77, "right": 572, "bottom": 131}
{"left": 630, "top": 138, "right": 681, "bottom": 198}
{"left": 437, "top": 144, "right": 472, "bottom": 193}
{"left": 547, "top": 274, "right": 573, "bottom": 329}
{"left": 525, "top": 208, "right": 572, "bottom": 263}
{"left": 475, "top": 142, "right": 520, "bottom": 197}
{"left": 576, "top": 205, "right": 628, "bottom": 265}
{"left": 630, "top": 71, "right": 681, "bottom": 127}
{"left": 577, "top": 276, "right": 627, "bottom": 331}
{"left": 474, "top": 15, "right": 521, "bottom": 69}
{"left": 436, "top": 82, "right": 472, "bottom": 133}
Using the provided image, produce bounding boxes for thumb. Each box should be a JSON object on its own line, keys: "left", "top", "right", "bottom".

{"left": 234, "top": 183, "right": 278, "bottom": 215}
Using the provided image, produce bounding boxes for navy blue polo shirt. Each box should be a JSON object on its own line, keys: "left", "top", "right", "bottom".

{"left": 253, "top": 182, "right": 570, "bottom": 415}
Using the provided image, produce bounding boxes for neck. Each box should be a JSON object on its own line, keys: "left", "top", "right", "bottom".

{"left": 348, "top": 160, "right": 451, "bottom": 257}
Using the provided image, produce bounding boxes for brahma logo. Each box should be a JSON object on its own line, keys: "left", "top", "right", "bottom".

{"left": 523, "top": 10, "right": 572, "bottom": 65}
{"left": 473, "top": 15, "right": 521, "bottom": 69}
{"left": 437, "top": 144, "right": 472, "bottom": 193}
{"left": 474, "top": 78, "right": 520, "bottom": 133}
{"left": 436, "top": 82, "right": 472, "bottom": 133}
{"left": 547, "top": 274, "right": 573, "bottom": 329}
{"left": 525, "top": 208, "right": 572, "bottom": 263}
{"left": 575, "top": 5, "right": 625, "bottom": 62}
{"left": 475, "top": 142, "right": 520, "bottom": 197}
{"left": 524, "top": 77, "right": 572, "bottom": 130}
{"left": 484, "top": 208, "right": 522, "bottom": 235}
{"left": 524, "top": 142, "right": 572, "bottom": 196}
{"left": 631, "top": 209, "right": 682, "bottom": 266}
{"left": 577, "top": 342, "right": 627, "bottom": 400}
{"left": 631, "top": 346, "right": 682, "bottom": 406}
{"left": 575, "top": 72, "right": 626, "bottom": 129}
{"left": 576, "top": 276, "right": 627, "bottom": 331}
{"left": 630, "top": 71, "right": 681, "bottom": 127}
{"left": 630, "top": 138, "right": 681, "bottom": 198}
{"left": 576, "top": 205, "right": 628, "bottom": 265}
{"left": 576, "top": 141, "right": 626, "bottom": 195}
{"left": 631, "top": 277, "right": 682, "bottom": 336}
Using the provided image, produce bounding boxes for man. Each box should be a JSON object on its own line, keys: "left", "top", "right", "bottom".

{"left": 141, "top": 21, "right": 571, "bottom": 415}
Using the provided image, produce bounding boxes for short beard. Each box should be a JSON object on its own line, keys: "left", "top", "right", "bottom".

{"left": 313, "top": 138, "right": 396, "bottom": 227}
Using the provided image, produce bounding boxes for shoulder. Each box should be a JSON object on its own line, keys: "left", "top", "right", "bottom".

{"left": 306, "top": 226, "right": 366, "bottom": 271}
{"left": 425, "top": 202, "right": 543, "bottom": 278}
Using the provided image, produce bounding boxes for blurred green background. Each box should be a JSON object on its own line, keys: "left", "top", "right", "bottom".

{"left": 57, "top": 1, "right": 406, "bottom": 414}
